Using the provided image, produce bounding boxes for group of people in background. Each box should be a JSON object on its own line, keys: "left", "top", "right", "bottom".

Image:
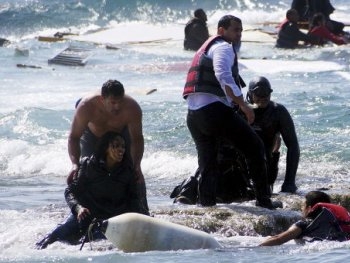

{"left": 277, "top": 0, "right": 349, "bottom": 48}
{"left": 35, "top": 1, "right": 350, "bottom": 250}
{"left": 184, "top": 1, "right": 349, "bottom": 51}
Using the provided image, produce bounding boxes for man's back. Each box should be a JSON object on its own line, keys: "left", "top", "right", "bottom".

{"left": 184, "top": 18, "right": 209, "bottom": 51}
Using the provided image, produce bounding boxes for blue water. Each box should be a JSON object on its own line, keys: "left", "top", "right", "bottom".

{"left": 1, "top": 0, "right": 350, "bottom": 262}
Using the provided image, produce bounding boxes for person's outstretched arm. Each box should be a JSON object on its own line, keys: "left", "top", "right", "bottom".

{"left": 260, "top": 224, "right": 302, "bottom": 246}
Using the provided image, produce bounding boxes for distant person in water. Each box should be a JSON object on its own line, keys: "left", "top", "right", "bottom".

{"left": 308, "top": 13, "right": 349, "bottom": 46}
{"left": 291, "top": 0, "right": 346, "bottom": 35}
{"left": 260, "top": 191, "right": 350, "bottom": 246}
{"left": 184, "top": 8, "right": 210, "bottom": 51}
{"left": 276, "top": 9, "right": 316, "bottom": 49}
{"left": 0, "top": 38, "right": 10, "bottom": 47}
{"left": 36, "top": 132, "right": 147, "bottom": 249}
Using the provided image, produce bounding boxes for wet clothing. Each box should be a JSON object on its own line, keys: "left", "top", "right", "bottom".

{"left": 36, "top": 154, "right": 144, "bottom": 249}
{"left": 80, "top": 126, "right": 149, "bottom": 215}
{"left": 184, "top": 34, "right": 272, "bottom": 208}
{"left": 171, "top": 101, "right": 299, "bottom": 204}
{"left": 251, "top": 101, "right": 299, "bottom": 191}
{"left": 276, "top": 20, "right": 315, "bottom": 48}
{"left": 170, "top": 144, "right": 254, "bottom": 205}
{"left": 295, "top": 203, "right": 350, "bottom": 242}
{"left": 184, "top": 18, "right": 209, "bottom": 51}
{"left": 291, "top": 0, "right": 344, "bottom": 35}
{"left": 66, "top": 155, "right": 142, "bottom": 219}
{"left": 186, "top": 102, "right": 270, "bottom": 207}
{"left": 80, "top": 127, "right": 99, "bottom": 158}
{"left": 308, "top": 25, "right": 346, "bottom": 45}
{"left": 184, "top": 36, "right": 245, "bottom": 102}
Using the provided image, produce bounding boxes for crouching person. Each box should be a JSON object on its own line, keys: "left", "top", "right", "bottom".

{"left": 36, "top": 132, "right": 147, "bottom": 249}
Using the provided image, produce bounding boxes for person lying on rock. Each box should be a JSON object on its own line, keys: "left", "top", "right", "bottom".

{"left": 260, "top": 190, "right": 350, "bottom": 246}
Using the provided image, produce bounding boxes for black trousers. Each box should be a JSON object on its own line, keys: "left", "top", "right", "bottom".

{"left": 187, "top": 102, "right": 270, "bottom": 206}
{"left": 45, "top": 214, "right": 104, "bottom": 245}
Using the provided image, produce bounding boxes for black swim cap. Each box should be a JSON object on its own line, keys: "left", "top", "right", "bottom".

{"left": 248, "top": 76, "right": 273, "bottom": 97}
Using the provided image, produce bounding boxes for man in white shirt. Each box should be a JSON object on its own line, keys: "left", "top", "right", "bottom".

{"left": 183, "top": 15, "right": 280, "bottom": 209}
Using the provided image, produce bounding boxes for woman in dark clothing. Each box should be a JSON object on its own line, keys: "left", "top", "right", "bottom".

{"left": 36, "top": 132, "right": 146, "bottom": 249}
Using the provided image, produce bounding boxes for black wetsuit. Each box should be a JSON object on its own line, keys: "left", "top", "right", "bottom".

{"left": 184, "top": 18, "right": 209, "bottom": 51}
{"left": 36, "top": 155, "right": 144, "bottom": 249}
{"left": 171, "top": 101, "right": 300, "bottom": 204}
{"left": 252, "top": 101, "right": 300, "bottom": 192}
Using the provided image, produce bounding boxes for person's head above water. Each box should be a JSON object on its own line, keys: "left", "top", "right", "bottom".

{"left": 217, "top": 15, "right": 242, "bottom": 45}
{"left": 194, "top": 8, "right": 207, "bottom": 22}
{"left": 247, "top": 76, "right": 273, "bottom": 108}
{"left": 95, "top": 131, "right": 126, "bottom": 163}
{"left": 101, "top": 79, "right": 125, "bottom": 98}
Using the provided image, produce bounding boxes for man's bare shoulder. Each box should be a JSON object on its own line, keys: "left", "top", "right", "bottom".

{"left": 77, "top": 91, "right": 101, "bottom": 107}
{"left": 75, "top": 91, "right": 102, "bottom": 117}
{"left": 124, "top": 94, "right": 141, "bottom": 110}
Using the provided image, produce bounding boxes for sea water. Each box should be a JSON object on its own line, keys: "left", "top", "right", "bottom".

{"left": 1, "top": 0, "right": 350, "bottom": 262}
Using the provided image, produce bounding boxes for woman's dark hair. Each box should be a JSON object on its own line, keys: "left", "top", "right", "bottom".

{"left": 305, "top": 191, "right": 331, "bottom": 207}
{"left": 218, "top": 15, "right": 241, "bottom": 29}
{"left": 95, "top": 131, "right": 125, "bottom": 161}
{"left": 101, "top": 79, "right": 125, "bottom": 98}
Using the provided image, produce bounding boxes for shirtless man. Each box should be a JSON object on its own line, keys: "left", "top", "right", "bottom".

{"left": 67, "top": 79, "right": 149, "bottom": 214}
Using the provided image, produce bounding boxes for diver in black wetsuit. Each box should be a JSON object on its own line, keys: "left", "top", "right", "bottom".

{"left": 171, "top": 76, "right": 300, "bottom": 205}
{"left": 247, "top": 76, "right": 300, "bottom": 193}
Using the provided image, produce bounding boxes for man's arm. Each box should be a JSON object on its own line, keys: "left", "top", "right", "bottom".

{"left": 260, "top": 224, "right": 302, "bottom": 246}
{"left": 67, "top": 101, "right": 90, "bottom": 183}
{"left": 213, "top": 43, "right": 255, "bottom": 124}
{"left": 279, "top": 105, "right": 300, "bottom": 183}
{"left": 225, "top": 87, "right": 255, "bottom": 124}
{"left": 128, "top": 102, "right": 144, "bottom": 183}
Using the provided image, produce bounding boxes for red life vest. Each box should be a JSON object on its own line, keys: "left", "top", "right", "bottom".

{"left": 183, "top": 35, "right": 242, "bottom": 99}
{"left": 311, "top": 203, "right": 350, "bottom": 233}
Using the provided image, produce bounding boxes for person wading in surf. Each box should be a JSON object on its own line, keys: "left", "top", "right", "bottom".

{"left": 67, "top": 79, "right": 149, "bottom": 215}
{"left": 184, "top": 8, "right": 210, "bottom": 51}
{"left": 171, "top": 77, "right": 299, "bottom": 205}
{"left": 183, "top": 15, "right": 280, "bottom": 209}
